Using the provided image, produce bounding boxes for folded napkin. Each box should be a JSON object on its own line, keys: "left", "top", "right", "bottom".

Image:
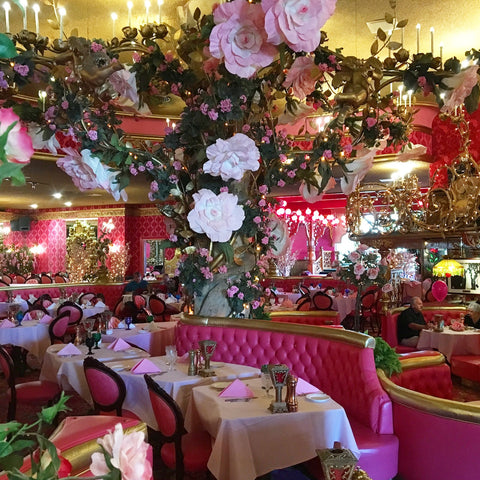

{"left": 107, "top": 338, "right": 131, "bottom": 351}
{"left": 282, "top": 298, "right": 294, "bottom": 309}
{"left": 0, "top": 319, "right": 16, "bottom": 328}
{"left": 39, "top": 314, "right": 53, "bottom": 324}
{"left": 177, "top": 352, "right": 190, "bottom": 364}
{"left": 28, "top": 294, "right": 37, "bottom": 303}
{"left": 22, "top": 312, "right": 33, "bottom": 321}
{"left": 218, "top": 379, "right": 255, "bottom": 398}
{"left": 296, "top": 377, "right": 320, "bottom": 395}
{"left": 130, "top": 358, "right": 161, "bottom": 374}
{"left": 94, "top": 301, "right": 106, "bottom": 307}
{"left": 57, "top": 343, "right": 82, "bottom": 356}
{"left": 13, "top": 296, "right": 29, "bottom": 312}
{"left": 109, "top": 316, "right": 120, "bottom": 329}
{"left": 46, "top": 303, "right": 57, "bottom": 312}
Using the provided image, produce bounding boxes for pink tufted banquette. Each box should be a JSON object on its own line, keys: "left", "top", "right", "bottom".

{"left": 176, "top": 315, "right": 398, "bottom": 480}
{"left": 381, "top": 305, "right": 466, "bottom": 351}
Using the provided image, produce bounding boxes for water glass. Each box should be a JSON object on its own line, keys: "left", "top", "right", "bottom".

{"left": 261, "top": 372, "right": 273, "bottom": 397}
{"left": 165, "top": 345, "right": 177, "bottom": 371}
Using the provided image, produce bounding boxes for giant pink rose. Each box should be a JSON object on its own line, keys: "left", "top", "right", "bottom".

{"left": 204, "top": 133, "right": 260, "bottom": 181}
{"left": 209, "top": 0, "right": 277, "bottom": 78}
{"left": 299, "top": 173, "right": 336, "bottom": 203}
{"left": 90, "top": 423, "right": 152, "bottom": 480}
{"left": 263, "top": 0, "right": 337, "bottom": 52}
{"left": 187, "top": 188, "right": 245, "bottom": 242}
{"left": 0, "top": 107, "right": 34, "bottom": 164}
{"left": 283, "top": 56, "right": 321, "bottom": 99}
{"left": 441, "top": 65, "right": 479, "bottom": 113}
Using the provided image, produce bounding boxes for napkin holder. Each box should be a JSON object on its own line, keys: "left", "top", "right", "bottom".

{"left": 268, "top": 364, "right": 289, "bottom": 413}
{"left": 316, "top": 442, "right": 358, "bottom": 480}
{"left": 198, "top": 339, "right": 216, "bottom": 377}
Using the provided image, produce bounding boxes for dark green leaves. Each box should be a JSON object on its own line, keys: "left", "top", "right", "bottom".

{"left": 0, "top": 33, "right": 17, "bottom": 59}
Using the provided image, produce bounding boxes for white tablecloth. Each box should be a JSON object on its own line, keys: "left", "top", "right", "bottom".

{"left": 185, "top": 377, "right": 359, "bottom": 480}
{"left": 110, "top": 357, "right": 260, "bottom": 428}
{"left": 417, "top": 328, "right": 480, "bottom": 361}
{"left": 101, "top": 322, "right": 177, "bottom": 356}
{"left": 0, "top": 320, "right": 50, "bottom": 360}
{"left": 332, "top": 296, "right": 357, "bottom": 321}
{"left": 39, "top": 344, "right": 150, "bottom": 402}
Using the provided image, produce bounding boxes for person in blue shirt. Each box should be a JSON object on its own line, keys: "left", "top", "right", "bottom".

{"left": 123, "top": 271, "right": 148, "bottom": 293}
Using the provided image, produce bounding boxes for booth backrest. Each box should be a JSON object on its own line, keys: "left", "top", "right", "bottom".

{"left": 390, "top": 351, "right": 453, "bottom": 399}
{"left": 269, "top": 310, "right": 341, "bottom": 326}
{"left": 176, "top": 316, "right": 393, "bottom": 435}
{"left": 381, "top": 306, "right": 466, "bottom": 348}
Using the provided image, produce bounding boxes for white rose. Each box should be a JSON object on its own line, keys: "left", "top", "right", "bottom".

{"left": 204, "top": 133, "right": 260, "bottom": 181}
{"left": 187, "top": 189, "right": 245, "bottom": 242}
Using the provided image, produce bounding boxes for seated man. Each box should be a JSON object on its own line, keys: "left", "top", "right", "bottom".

{"left": 123, "top": 271, "right": 148, "bottom": 293}
{"left": 397, "top": 296, "right": 428, "bottom": 347}
{"left": 464, "top": 301, "right": 480, "bottom": 328}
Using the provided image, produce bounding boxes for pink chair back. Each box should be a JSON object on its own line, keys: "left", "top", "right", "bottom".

{"left": 133, "top": 294, "right": 146, "bottom": 310}
{"left": 49, "top": 312, "right": 72, "bottom": 344}
{"left": 312, "top": 292, "right": 333, "bottom": 310}
{"left": 57, "top": 302, "right": 83, "bottom": 325}
{"left": 25, "top": 277, "right": 39, "bottom": 284}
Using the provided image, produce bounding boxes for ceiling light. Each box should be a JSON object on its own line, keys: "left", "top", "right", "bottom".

{"left": 52, "top": 192, "right": 62, "bottom": 199}
{"left": 30, "top": 203, "right": 38, "bottom": 209}
{"left": 64, "top": 201, "right": 72, "bottom": 207}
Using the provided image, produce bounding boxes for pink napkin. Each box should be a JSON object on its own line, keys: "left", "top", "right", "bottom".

{"left": 0, "top": 319, "right": 16, "bottom": 328}
{"left": 109, "top": 317, "right": 120, "bottom": 329}
{"left": 130, "top": 358, "right": 161, "bottom": 374}
{"left": 296, "top": 377, "right": 320, "bottom": 395}
{"left": 218, "top": 379, "right": 255, "bottom": 398}
{"left": 22, "top": 312, "right": 33, "bottom": 321}
{"left": 107, "top": 338, "right": 131, "bottom": 351}
{"left": 57, "top": 343, "right": 82, "bottom": 356}
{"left": 39, "top": 314, "right": 53, "bottom": 324}
{"left": 177, "top": 352, "right": 190, "bottom": 364}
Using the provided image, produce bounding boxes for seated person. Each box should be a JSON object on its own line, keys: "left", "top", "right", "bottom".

{"left": 464, "top": 301, "right": 480, "bottom": 328}
{"left": 123, "top": 272, "right": 148, "bottom": 293}
{"left": 397, "top": 296, "right": 428, "bottom": 347}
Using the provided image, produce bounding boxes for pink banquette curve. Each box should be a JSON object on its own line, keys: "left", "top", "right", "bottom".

{"left": 176, "top": 315, "right": 398, "bottom": 480}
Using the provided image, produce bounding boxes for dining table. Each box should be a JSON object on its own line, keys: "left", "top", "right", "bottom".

{"left": 108, "top": 357, "right": 260, "bottom": 428}
{"left": 39, "top": 343, "right": 150, "bottom": 402}
{"left": 185, "top": 377, "right": 359, "bottom": 480}
{"left": 332, "top": 295, "right": 357, "bottom": 321}
{"left": 417, "top": 327, "right": 480, "bottom": 361}
{"left": 101, "top": 321, "right": 177, "bottom": 356}
{"left": 0, "top": 319, "right": 51, "bottom": 360}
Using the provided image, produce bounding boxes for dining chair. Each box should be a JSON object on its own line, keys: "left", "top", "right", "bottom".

{"left": 83, "top": 357, "right": 140, "bottom": 419}
{"left": 57, "top": 301, "right": 83, "bottom": 326}
{"left": 15, "top": 274, "right": 26, "bottom": 284}
{"left": 148, "top": 295, "right": 167, "bottom": 322}
{"left": 113, "top": 298, "right": 139, "bottom": 320}
{"left": 0, "top": 344, "right": 61, "bottom": 421}
{"left": 27, "top": 304, "right": 49, "bottom": 318}
{"left": 54, "top": 274, "right": 67, "bottom": 283}
{"left": 296, "top": 297, "right": 312, "bottom": 311}
{"left": 40, "top": 273, "right": 53, "bottom": 284}
{"left": 25, "top": 275, "right": 40, "bottom": 284}
{"left": 360, "top": 291, "right": 379, "bottom": 334}
{"left": 33, "top": 293, "right": 53, "bottom": 309}
{"left": 298, "top": 284, "right": 310, "bottom": 296}
{"left": 1, "top": 274, "right": 11, "bottom": 285}
{"left": 79, "top": 292, "right": 96, "bottom": 305}
{"left": 144, "top": 374, "right": 212, "bottom": 480}
{"left": 48, "top": 311, "right": 72, "bottom": 344}
{"left": 312, "top": 291, "right": 333, "bottom": 310}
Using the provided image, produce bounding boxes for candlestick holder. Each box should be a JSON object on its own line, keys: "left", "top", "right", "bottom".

{"left": 316, "top": 442, "right": 358, "bottom": 480}
{"left": 268, "top": 364, "right": 290, "bottom": 413}
{"left": 198, "top": 340, "right": 216, "bottom": 377}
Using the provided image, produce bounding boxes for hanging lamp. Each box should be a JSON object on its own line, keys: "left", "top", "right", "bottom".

{"left": 432, "top": 258, "right": 464, "bottom": 277}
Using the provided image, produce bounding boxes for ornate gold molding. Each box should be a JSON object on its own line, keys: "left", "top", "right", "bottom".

{"left": 35, "top": 208, "right": 126, "bottom": 221}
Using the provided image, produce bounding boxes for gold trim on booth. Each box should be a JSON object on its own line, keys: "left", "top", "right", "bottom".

{"left": 179, "top": 313, "right": 375, "bottom": 349}
{"left": 389, "top": 305, "right": 467, "bottom": 316}
{"left": 270, "top": 310, "right": 339, "bottom": 318}
{"left": 398, "top": 352, "right": 447, "bottom": 371}
{"left": 377, "top": 369, "right": 480, "bottom": 424}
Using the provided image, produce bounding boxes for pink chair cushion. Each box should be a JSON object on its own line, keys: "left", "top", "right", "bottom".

{"left": 15, "top": 381, "right": 61, "bottom": 403}
{"left": 161, "top": 430, "right": 212, "bottom": 473}
{"left": 85, "top": 369, "right": 121, "bottom": 406}
{"left": 148, "top": 390, "right": 177, "bottom": 436}
{"left": 451, "top": 355, "right": 480, "bottom": 382}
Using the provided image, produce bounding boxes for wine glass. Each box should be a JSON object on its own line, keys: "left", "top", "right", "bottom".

{"left": 85, "top": 335, "right": 95, "bottom": 355}
{"left": 165, "top": 345, "right": 177, "bottom": 371}
{"left": 92, "top": 331, "right": 102, "bottom": 349}
{"left": 261, "top": 372, "right": 273, "bottom": 397}
{"left": 125, "top": 316, "right": 133, "bottom": 330}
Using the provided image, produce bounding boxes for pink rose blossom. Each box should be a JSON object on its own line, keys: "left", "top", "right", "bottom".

{"left": 357, "top": 244, "right": 369, "bottom": 252}
{"left": 209, "top": 0, "right": 277, "bottom": 78}
{"left": 169, "top": 234, "right": 178, "bottom": 242}
{"left": 219, "top": 99, "right": 233, "bottom": 112}
{"left": 283, "top": 56, "right": 320, "bottom": 99}
{"left": 0, "top": 108, "right": 34, "bottom": 164}
{"left": 263, "top": 0, "right": 336, "bottom": 52}
{"left": 187, "top": 189, "right": 245, "bottom": 242}
{"left": 366, "top": 117, "right": 377, "bottom": 128}
{"left": 354, "top": 263, "right": 365, "bottom": 276}
{"left": 441, "top": 65, "right": 479, "bottom": 113}
{"left": 242, "top": 124, "right": 251, "bottom": 133}
{"left": 382, "top": 283, "right": 393, "bottom": 293}
{"left": 277, "top": 179, "right": 286, "bottom": 187}
{"left": 238, "top": 292, "right": 244, "bottom": 300}
{"left": 90, "top": 423, "right": 151, "bottom": 480}
{"left": 227, "top": 285, "right": 239, "bottom": 297}
{"left": 259, "top": 184, "right": 268, "bottom": 194}
{"left": 348, "top": 251, "right": 361, "bottom": 262}
{"left": 253, "top": 216, "right": 262, "bottom": 224}
{"left": 220, "top": 186, "right": 229, "bottom": 193}
{"left": 218, "top": 265, "right": 228, "bottom": 274}
{"left": 367, "top": 267, "right": 379, "bottom": 280}
{"left": 208, "top": 109, "right": 219, "bottom": 120}
{"left": 204, "top": 133, "right": 260, "bottom": 181}
{"left": 251, "top": 300, "right": 260, "bottom": 309}
{"left": 258, "top": 198, "right": 266, "bottom": 207}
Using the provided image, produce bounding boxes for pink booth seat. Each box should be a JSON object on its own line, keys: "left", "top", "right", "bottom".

{"left": 378, "top": 368, "right": 480, "bottom": 480}
{"left": 176, "top": 315, "right": 398, "bottom": 480}
{"left": 0, "top": 416, "right": 153, "bottom": 479}
{"left": 270, "top": 310, "right": 341, "bottom": 326}
{"left": 381, "top": 305, "right": 467, "bottom": 353}
{"left": 451, "top": 355, "right": 480, "bottom": 382}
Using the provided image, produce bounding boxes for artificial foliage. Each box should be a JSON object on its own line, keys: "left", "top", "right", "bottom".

{"left": 0, "top": 244, "right": 36, "bottom": 276}
{"left": 374, "top": 337, "right": 402, "bottom": 377}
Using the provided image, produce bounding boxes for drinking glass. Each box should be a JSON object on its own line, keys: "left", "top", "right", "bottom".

{"left": 165, "top": 345, "right": 177, "bottom": 371}
{"left": 92, "top": 331, "right": 102, "bottom": 349}
{"left": 85, "top": 336, "right": 95, "bottom": 355}
{"left": 261, "top": 372, "right": 273, "bottom": 397}
{"left": 125, "top": 316, "right": 133, "bottom": 330}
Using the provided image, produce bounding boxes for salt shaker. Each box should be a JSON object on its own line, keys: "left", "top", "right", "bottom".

{"left": 188, "top": 350, "right": 198, "bottom": 376}
{"left": 286, "top": 374, "right": 298, "bottom": 412}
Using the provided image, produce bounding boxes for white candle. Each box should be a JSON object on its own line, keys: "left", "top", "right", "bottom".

{"left": 398, "top": 85, "right": 404, "bottom": 107}
{"left": 403, "top": 94, "right": 407, "bottom": 107}
{"left": 407, "top": 90, "right": 412, "bottom": 107}
{"left": 127, "top": 1, "right": 132, "bottom": 26}
{"left": 32, "top": 3, "right": 39, "bottom": 34}
{"left": 19, "top": 0, "right": 27, "bottom": 30}
{"left": 144, "top": 0, "right": 150, "bottom": 23}
{"left": 58, "top": 6, "right": 65, "bottom": 39}
{"left": 157, "top": 0, "right": 162, "bottom": 23}
{"left": 430, "top": 27, "right": 434, "bottom": 55}
{"left": 416, "top": 24, "right": 421, "bottom": 54}
{"left": 3, "top": 2, "right": 10, "bottom": 32}
{"left": 111, "top": 12, "right": 117, "bottom": 38}
{"left": 39, "top": 90, "right": 46, "bottom": 112}
{"left": 439, "top": 42, "right": 444, "bottom": 64}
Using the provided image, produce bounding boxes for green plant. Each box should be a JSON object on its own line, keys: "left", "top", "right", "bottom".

{"left": 374, "top": 337, "right": 402, "bottom": 377}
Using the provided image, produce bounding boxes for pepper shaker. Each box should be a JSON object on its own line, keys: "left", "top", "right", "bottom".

{"left": 187, "top": 350, "right": 198, "bottom": 376}
{"left": 286, "top": 374, "right": 298, "bottom": 412}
